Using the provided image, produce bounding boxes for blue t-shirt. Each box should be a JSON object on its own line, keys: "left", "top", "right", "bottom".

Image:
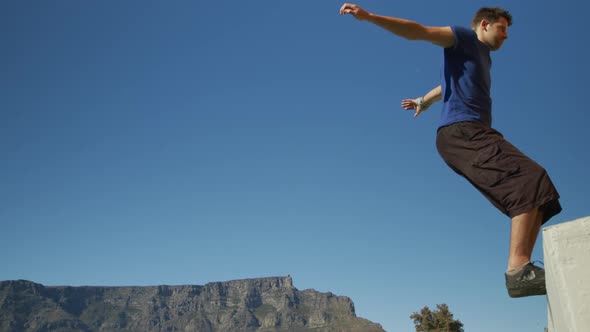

{"left": 439, "top": 26, "right": 492, "bottom": 128}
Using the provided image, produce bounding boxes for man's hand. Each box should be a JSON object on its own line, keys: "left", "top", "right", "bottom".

{"left": 340, "top": 3, "right": 370, "bottom": 20}
{"left": 401, "top": 98, "right": 428, "bottom": 118}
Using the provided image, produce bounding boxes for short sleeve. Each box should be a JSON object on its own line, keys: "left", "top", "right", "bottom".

{"left": 450, "top": 26, "right": 475, "bottom": 51}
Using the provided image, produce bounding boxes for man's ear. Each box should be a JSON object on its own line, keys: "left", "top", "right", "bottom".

{"left": 480, "top": 19, "right": 490, "bottom": 31}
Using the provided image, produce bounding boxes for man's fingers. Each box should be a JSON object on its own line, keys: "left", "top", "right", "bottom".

{"left": 341, "top": 8, "right": 355, "bottom": 15}
{"left": 340, "top": 3, "right": 360, "bottom": 16}
{"left": 414, "top": 107, "right": 423, "bottom": 118}
{"left": 401, "top": 99, "right": 417, "bottom": 110}
{"left": 340, "top": 4, "right": 352, "bottom": 15}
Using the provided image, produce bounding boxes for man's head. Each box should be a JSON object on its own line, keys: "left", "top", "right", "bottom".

{"left": 472, "top": 7, "right": 512, "bottom": 51}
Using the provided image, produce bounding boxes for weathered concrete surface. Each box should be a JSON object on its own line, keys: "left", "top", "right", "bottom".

{"left": 543, "top": 216, "right": 590, "bottom": 332}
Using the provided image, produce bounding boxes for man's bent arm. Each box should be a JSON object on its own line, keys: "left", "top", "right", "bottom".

{"left": 340, "top": 3, "right": 455, "bottom": 48}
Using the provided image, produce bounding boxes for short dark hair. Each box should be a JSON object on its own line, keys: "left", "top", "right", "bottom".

{"left": 471, "top": 7, "right": 512, "bottom": 30}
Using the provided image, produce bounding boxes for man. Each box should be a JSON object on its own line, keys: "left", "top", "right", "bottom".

{"left": 340, "top": 3, "right": 562, "bottom": 298}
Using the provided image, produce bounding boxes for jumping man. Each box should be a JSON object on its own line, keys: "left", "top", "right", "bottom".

{"left": 340, "top": 3, "right": 562, "bottom": 298}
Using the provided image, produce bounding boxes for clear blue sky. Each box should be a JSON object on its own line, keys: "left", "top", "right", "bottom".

{"left": 2, "top": 1, "right": 588, "bottom": 331}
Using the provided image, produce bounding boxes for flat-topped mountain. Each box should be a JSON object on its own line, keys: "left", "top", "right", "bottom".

{"left": 0, "top": 276, "right": 385, "bottom": 332}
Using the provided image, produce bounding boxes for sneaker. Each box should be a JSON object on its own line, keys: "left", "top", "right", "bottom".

{"left": 505, "top": 262, "right": 547, "bottom": 298}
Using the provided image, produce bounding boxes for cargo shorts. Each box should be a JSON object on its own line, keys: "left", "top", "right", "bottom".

{"left": 436, "top": 121, "right": 562, "bottom": 224}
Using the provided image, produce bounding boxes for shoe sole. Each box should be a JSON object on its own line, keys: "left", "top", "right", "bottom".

{"left": 507, "top": 287, "right": 546, "bottom": 298}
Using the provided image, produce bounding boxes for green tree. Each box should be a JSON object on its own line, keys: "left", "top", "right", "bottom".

{"left": 410, "top": 303, "right": 464, "bottom": 332}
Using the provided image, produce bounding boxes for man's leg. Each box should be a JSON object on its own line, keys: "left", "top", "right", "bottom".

{"left": 505, "top": 207, "right": 547, "bottom": 297}
{"left": 508, "top": 208, "right": 543, "bottom": 271}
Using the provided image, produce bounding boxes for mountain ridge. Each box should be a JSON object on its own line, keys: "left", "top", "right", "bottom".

{"left": 0, "top": 276, "right": 385, "bottom": 332}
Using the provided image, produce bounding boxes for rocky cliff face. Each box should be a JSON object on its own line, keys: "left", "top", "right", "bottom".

{"left": 0, "top": 276, "right": 385, "bottom": 332}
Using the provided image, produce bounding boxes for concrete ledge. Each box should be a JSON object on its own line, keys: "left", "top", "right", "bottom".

{"left": 543, "top": 216, "right": 590, "bottom": 332}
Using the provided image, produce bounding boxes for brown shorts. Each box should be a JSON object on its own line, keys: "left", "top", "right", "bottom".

{"left": 436, "top": 121, "right": 561, "bottom": 224}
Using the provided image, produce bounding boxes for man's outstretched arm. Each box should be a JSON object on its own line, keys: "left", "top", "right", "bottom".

{"left": 401, "top": 85, "right": 442, "bottom": 118}
{"left": 340, "top": 3, "right": 455, "bottom": 48}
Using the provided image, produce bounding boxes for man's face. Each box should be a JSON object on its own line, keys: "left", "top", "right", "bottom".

{"left": 483, "top": 17, "right": 509, "bottom": 51}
